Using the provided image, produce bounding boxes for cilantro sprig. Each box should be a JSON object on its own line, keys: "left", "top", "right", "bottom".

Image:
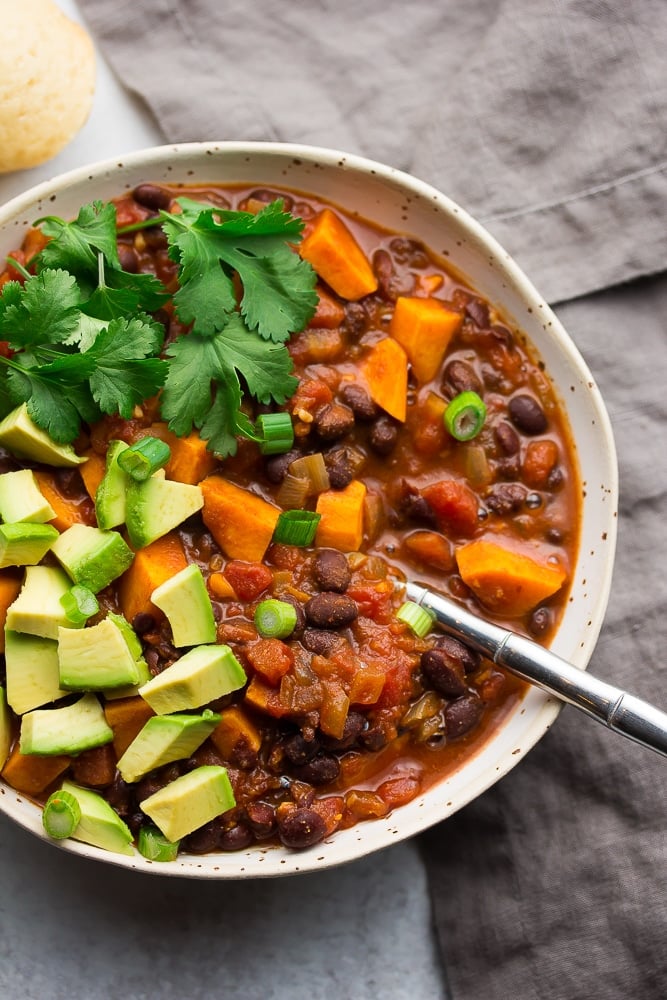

{"left": 0, "top": 195, "right": 318, "bottom": 455}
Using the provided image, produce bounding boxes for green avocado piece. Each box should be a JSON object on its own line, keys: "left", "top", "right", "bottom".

{"left": 19, "top": 692, "right": 113, "bottom": 756}
{"left": 4, "top": 630, "right": 67, "bottom": 715}
{"left": 5, "top": 565, "right": 84, "bottom": 639}
{"left": 138, "top": 644, "right": 246, "bottom": 715}
{"left": 140, "top": 765, "right": 235, "bottom": 842}
{"left": 0, "top": 686, "right": 10, "bottom": 770}
{"left": 0, "top": 468, "right": 56, "bottom": 523}
{"left": 117, "top": 709, "right": 221, "bottom": 783}
{"left": 0, "top": 404, "right": 86, "bottom": 467}
{"left": 125, "top": 476, "right": 204, "bottom": 548}
{"left": 151, "top": 563, "right": 216, "bottom": 647}
{"left": 57, "top": 617, "right": 142, "bottom": 691}
{"left": 50, "top": 523, "right": 134, "bottom": 593}
{"left": 0, "top": 522, "right": 59, "bottom": 568}
{"left": 60, "top": 780, "right": 134, "bottom": 856}
{"left": 95, "top": 440, "right": 130, "bottom": 530}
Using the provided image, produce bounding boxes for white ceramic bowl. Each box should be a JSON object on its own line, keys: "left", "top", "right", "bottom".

{"left": 0, "top": 142, "right": 618, "bottom": 877}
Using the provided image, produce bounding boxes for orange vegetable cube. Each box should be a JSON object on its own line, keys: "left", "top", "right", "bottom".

{"left": 143, "top": 423, "right": 218, "bottom": 485}
{"left": 79, "top": 450, "right": 106, "bottom": 500}
{"left": 456, "top": 538, "right": 568, "bottom": 617}
{"left": 200, "top": 476, "right": 280, "bottom": 562}
{"left": 1, "top": 743, "right": 70, "bottom": 795}
{"left": 360, "top": 337, "right": 408, "bottom": 421}
{"left": 299, "top": 208, "right": 378, "bottom": 301}
{"left": 33, "top": 470, "right": 96, "bottom": 531}
{"left": 103, "top": 696, "right": 155, "bottom": 758}
{"left": 117, "top": 532, "right": 187, "bottom": 625}
{"left": 210, "top": 706, "right": 262, "bottom": 759}
{"left": 0, "top": 571, "right": 22, "bottom": 652}
{"left": 316, "top": 479, "right": 367, "bottom": 553}
{"left": 389, "top": 296, "right": 462, "bottom": 383}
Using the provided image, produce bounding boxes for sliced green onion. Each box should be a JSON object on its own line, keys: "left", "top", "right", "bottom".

{"left": 254, "top": 598, "right": 298, "bottom": 638}
{"left": 396, "top": 600, "right": 436, "bottom": 638}
{"left": 273, "top": 509, "right": 321, "bottom": 546}
{"left": 137, "top": 823, "right": 180, "bottom": 862}
{"left": 257, "top": 412, "right": 294, "bottom": 455}
{"left": 443, "top": 391, "right": 487, "bottom": 442}
{"left": 60, "top": 585, "right": 100, "bottom": 625}
{"left": 42, "top": 789, "right": 81, "bottom": 840}
{"left": 117, "top": 437, "right": 171, "bottom": 481}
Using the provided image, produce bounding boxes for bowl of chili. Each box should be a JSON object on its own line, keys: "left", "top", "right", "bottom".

{"left": 0, "top": 142, "right": 617, "bottom": 877}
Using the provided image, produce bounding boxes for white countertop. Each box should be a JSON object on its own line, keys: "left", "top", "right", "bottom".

{"left": 0, "top": 4, "right": 446, "bottom": 999}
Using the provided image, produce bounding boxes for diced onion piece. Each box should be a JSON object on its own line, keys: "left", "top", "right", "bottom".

{"left": 276, "top": 473, "right": 310, "bottom": 510}
{"left": 288, "top": 453, "right": 330, "bottom": 495}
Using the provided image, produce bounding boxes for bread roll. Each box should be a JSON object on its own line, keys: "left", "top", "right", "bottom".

{"left": 0, "top": 0, "right": 96, "bottom": 174}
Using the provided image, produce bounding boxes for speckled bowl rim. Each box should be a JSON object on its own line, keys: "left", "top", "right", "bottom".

{"left": 0, "top": 141, "right": 618, "bottom": 878}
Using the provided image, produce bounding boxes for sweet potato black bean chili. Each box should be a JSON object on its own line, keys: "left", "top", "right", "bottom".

{"left": 0, "top": 182, "right": 579, "bottom": 858}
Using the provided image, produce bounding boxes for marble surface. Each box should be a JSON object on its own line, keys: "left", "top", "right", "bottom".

{"left": 0, "top": 3, "right": 447, "bottom": 998}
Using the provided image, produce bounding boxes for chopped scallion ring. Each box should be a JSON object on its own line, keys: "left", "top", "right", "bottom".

{"left": 42, "top": 790, "right": 81, "bottom": 840}
{"left": 257, "top": 412, "right": 295, "bottom": 455}
{"left": 273, "top": 509, "right": 321, "bottom": 546}
{"left": 396, "top": 600, "right": 436, "bottom": 638}
{"left": 254, "top": 599, "right": 298, "bottom": 639}
{"left": 117, "top": 437, "right": 171, "bottom": 481}
{"left": 443, "top": 391, "right": 487, "bottom": 442}
{"left": 60, "top": 584, "right": 100, "bottom": 625}
{"left": 137, "top": 824, "right": 180, "bottom": 862}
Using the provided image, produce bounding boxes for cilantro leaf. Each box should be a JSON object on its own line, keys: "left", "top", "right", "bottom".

{"left": 37, "top": 201, "right": 121, "bottom": 277}
{"left": 0, "top": 270, "right": 80, "bottom": 348}
{"left": 215, "top": 314, "right": 298, "bottom": 403}
{"left": 85, "top": 316, "right": 168, "bottom": 417}
{"left": 5, "top": 366, "right": 98, "bottom": 443}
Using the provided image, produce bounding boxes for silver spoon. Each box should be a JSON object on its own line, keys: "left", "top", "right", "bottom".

{"left": 405, "top": 581, "right": 667, "bottom": 759}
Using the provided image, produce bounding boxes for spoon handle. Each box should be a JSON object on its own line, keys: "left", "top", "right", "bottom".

{"left": 405, "top": 582, "right": 667, "bottom": 759}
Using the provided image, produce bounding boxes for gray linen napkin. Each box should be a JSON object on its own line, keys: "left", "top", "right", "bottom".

{"left": 78, "top": 1, "right": 667, "bottom": 995}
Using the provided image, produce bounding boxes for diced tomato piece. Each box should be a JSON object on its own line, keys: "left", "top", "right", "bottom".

{"left": 377, "top": 773, "right": 422, "bottom": 809}
{"left": 246, "top": 638, "right": 294, "bottom": 686}
{"left": 421, "top": 479, "right": 479, "bottom": 537}
{"left": 223, "top": 561, "right": 273, "bottom": 601}
{"left": 376, "top": 651, "right": 417, "bottom": 710}
{"left": 289, "top": 378, "right": 333, "bottom": 418}
{"left": 347, "top": 584, "right": 394, "bottom": 624}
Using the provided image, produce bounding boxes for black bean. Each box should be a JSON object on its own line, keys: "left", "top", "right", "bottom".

{"left": 144, "top": 647, "right": 161, "bottom": 676}
{"left": 445, "top": 694, "right": 484, "bottom": 739}
{"left": 339, "top": 383, "right": 378, "bottom": 421}
{"left": 183, "top": 819, "right": 222, "bottom": 854}
{"left": 245, "top": 802, "right": 277, "bottom": 840}
{"left": 106, "top": 774, "right": 131, "bottom": 815}
{"left": 277, "top": 807, "right": 327, "bottom": 849}
{"left": 464, "top": 297, "right": 490, "bottom": 328}
{"left": 320, "top": 711, "right": 366, "bottom": 751}
{"left": 291, "top": 752, "right": 341, "bottom": 786}
{"left": 314, "top": 402, "right": 355, "bottom": 441}
{"left": 433, "top": 635, "right": 481, "bottom": 674}
{"left": 421, "top": 648, "right": 468, "bottom": 697}
{"left": 301, "top": 628, "right": 342, "bottom": 655}
{"left": 118, "top": 243, "right": 139, "bottom": 273}
{"left": 132, "top": 612, "right": 156, "bottom": 635}
{"left": 397, "top": 482, "right": 438, "bottom": 526}
{"left": 54, "top": 469, "right": 82, "bottom": 499}
{"left": 486, "top": 483, "right": 528, "bottom": 515}
{"left": 529, "top": 606, "right": 552, "bottom": 637}
{"left": 313, "top": 549, "right": 351, "bottom": 593}
{"left": 358, "top": 725, "right": 388, "bottom": 751}
{"left": 283, "top": 732, "right": 321, "bottom": 766}
{"left": 304, "top": 592, "right": 358, "bottom": 629}
{"left": 324, "top": 448, "right": 355, "bottom": 490}
{"left": 509, "top": 394, "right": 548, "bottom": 435}
{"left": 133, "top": 183, "right": 172, "bottom": 211}
{"left": 264, "top": 449, "right": 300, "bottom": 484}
{"left": 372, "top": 249, "right": 413, "bottom": 300}
{"left": 248, "top": 188, "right": 294, "bottom": 212}
{"left": 495, "top": 420, "right": 520, "bottom": 455}
{"left": 141, "top": 227, "right": 169, "bottom": 251}
{"left": 344, "top": 302, "right": 368, "bottom": 337}
{"left": 442, "top": 359, "right": 482, "bottom": 398}
{"left": 219, "top": 823, "right": 254, "bottom": 852}
{"left": 388, "top": 237, "right": 429, "bottom": 269}
{"left": 369, "top": 415, "right": 399, "bottom": 455}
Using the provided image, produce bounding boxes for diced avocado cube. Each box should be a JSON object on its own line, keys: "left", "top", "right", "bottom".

{"left": 19, "top": 692, "right": 113, "bottom": 756}
{"left": 50, "top": 523, "right": 134, "bottom": 593}
{"left": 0, "top": 522, "right": 59, "bottom": 568}
{"left": 139, "top": 644, "right": 246, "bottom": 715}
{"left": 140, "top": 765, "right": 235, "bottom": 842}
{"left": 151, "top": 563, "right": 216, "bottom": 647}
{"left": 117, "top": 709, "right": 221, "bottom": 783}
{"left": 0, "top": 468, "right": 56, "bottom": 523}
{"left": 60, "top": 780, "right": 134, "bottom": 856}
{"left": 6, "top": 565, "right": 84, "bottom": 639}
{"left": 5, "top": 631, "right": 67, "bottom": 715}
{"left": 57, "top": 617, "right": 142, "bottom": 691}
{"left": 125, "top": 476, "right": 204, "bottom": 548}
{"left": 0, "top": 686, "right": 10, "bottom": 770}
{"left": 95, "top": 440, "right": 130, "bottom": 530}
{"left": 0, "top": 404, "right": 86, "bottom": 467}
